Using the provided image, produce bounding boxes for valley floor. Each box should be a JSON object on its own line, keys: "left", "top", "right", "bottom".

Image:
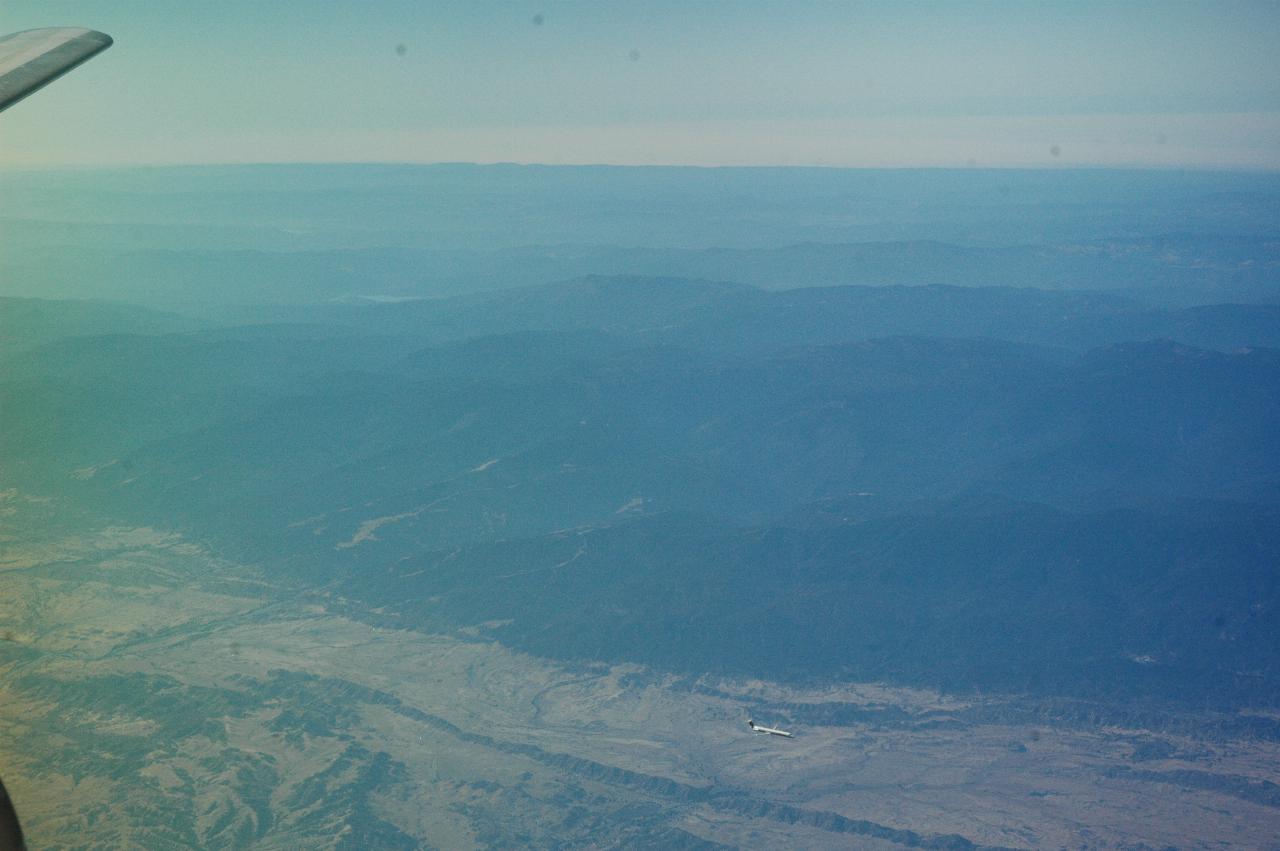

{"left": 2, "top": 491, "right": 1278, "bottom": 849}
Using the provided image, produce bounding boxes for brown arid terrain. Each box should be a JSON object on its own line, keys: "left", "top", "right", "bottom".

{"left": 2, "top": 489, "right": 1279, "bottom": 850}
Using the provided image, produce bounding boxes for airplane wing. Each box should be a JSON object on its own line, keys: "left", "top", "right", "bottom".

{"left": 0, "top": 27, "right": 112, "bottom": 114}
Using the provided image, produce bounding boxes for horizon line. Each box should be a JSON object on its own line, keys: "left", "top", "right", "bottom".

{"left": 4, "top": 160, "right": 1280, "bottom": 175}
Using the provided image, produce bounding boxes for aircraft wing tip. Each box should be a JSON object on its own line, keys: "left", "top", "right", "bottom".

{"left": 0, "top": 26, "right": 114, "bottom": 114}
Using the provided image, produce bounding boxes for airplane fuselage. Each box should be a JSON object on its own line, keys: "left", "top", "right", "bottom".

{"left": 747, "top": 719, "right": 794, "bottom": 738}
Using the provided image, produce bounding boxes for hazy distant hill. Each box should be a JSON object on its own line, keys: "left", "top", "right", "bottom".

{"left": 5, "top": 276, "right": 1278, "bottom": 705}
{"left": 4, "top": 164, "right": 1278, "bottom": 309}
{"left": 52, "top": 329, "right": 1276, "bottom": 538}
{"left": 6, "top": 236, "right": 1278, "bottom": 309}
{"left": 274, "top": 276, "right": 1280, "bottom": 354}
{"left": 0, "top": 296, "right": 205, "bottom": 357}
{"left": 5, "top": 164, "right": 1280, "bottom": 711}
{"left": 6, "top": 165, "right": 1280, "bottom": 250}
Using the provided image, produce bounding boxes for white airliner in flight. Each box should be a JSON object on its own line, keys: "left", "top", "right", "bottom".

{"left": 747, "top": 719, "right": 794, "bottom": 738}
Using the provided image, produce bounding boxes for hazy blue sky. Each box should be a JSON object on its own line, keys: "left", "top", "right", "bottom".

{"left": 2, "top": 1, "right": 1279, "bottom": 168}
